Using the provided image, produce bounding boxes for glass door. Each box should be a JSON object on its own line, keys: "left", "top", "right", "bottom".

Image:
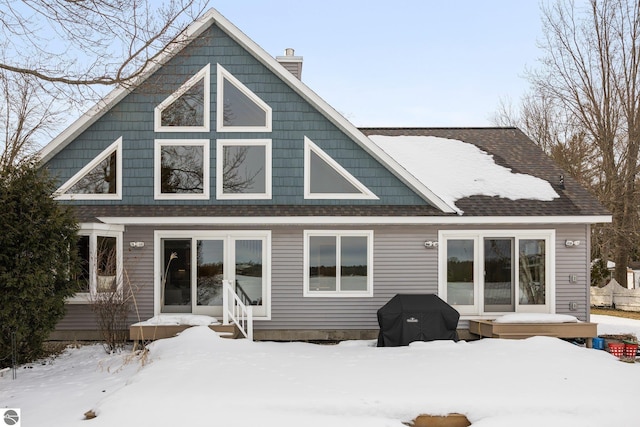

{"left": 484, "top": 238, "right": 515, "bottom": 312}
{"left": 162, "top": 239, "right": 192, "bottom": 313}
{"left": 231, "top": 238, "right": 266, "bottom": 317}
{"left": 160, "top": 233, "right": 269, "bottom": 318}
{"left": 194, "top": 239, "right": 226, "bottom": 314}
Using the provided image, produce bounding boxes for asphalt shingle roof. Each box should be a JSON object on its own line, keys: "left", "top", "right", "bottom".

{"left": 359, "top": 127, "right": 610, "bottom": 217}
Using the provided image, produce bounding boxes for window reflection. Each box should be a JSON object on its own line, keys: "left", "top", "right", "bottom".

{"left": 160, "top": 145, "right": 204, "bottom": 194}
{"left": 69, "top": 152, "right": 117, "bottom": 194}
{"left": 222, "top": 78, "right": 267, "bottom": 127}
{"left": 161, "top": 78, "right": 205, "bottom": 127}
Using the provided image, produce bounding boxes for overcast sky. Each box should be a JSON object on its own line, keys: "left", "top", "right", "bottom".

{"left": 212, "top": 0, "right": 545, "bottom": 127}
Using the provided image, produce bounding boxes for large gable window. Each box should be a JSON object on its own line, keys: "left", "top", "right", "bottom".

{"left": 216, "top": 139, "right": 271, "bottom": 199}
{"left": 56, "top": 137, "right": 122, "bottom": 200}
{"left": 439, "top": 230, "right": 555, "bottom": 316}
{"left": 154, "top": 139, "right": 210, "bottom": 199}
{"left": 216, "top": 64, "right": 272, "bottom": 132}
{"left": 304, "top": 137, "right": 377, "bottom": 200}
{"left": 303, "top": 230, "right": 374, "bottom": 297}
{"left": 154, "top": 64, "right": 210, "bottom": 132}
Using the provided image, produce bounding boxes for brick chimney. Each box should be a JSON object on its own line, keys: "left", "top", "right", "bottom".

{"left": 276, "top": 48, "right": 303, "bottom": 80}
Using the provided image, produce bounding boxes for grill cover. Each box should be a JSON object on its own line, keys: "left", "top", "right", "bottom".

{"left": 377, "top": 294, "right": 460, "bottom": 347}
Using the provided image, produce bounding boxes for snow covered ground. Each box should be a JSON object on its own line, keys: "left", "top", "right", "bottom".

{"left": 2, "top": 315, "right": 640, "bottom": 427}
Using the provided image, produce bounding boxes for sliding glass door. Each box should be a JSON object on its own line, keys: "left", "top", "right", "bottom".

{"left": 440, "top": 230, "right": 553, "bottom": 316}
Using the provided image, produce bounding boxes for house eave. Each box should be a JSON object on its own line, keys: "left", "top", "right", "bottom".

{"left": 95, "top": 215, "right": 612, "bottom": 226}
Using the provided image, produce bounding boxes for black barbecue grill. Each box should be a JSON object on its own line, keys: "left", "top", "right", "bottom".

{"left": 377, "top": 294, "right": 460, "bottom": 347}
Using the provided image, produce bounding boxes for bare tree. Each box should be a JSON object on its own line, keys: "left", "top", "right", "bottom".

{"left": 496, "top": 0, "right": 640, "bottom": 285}
{"left": 0, "top": 1, "right": 208, "bottom": 89}
{"left": 0, "top": 70, "right": 64, "bottom": 169}
{"left": 0, "top": 1, "right": 209, "bottom": 162}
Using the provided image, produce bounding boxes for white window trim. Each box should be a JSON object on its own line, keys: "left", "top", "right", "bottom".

{"left": 304, "top": 137, "right": 378, "bottom": 200}
{"left": 153, "top": 230, "right": 272, "bottom": 320}
{"left": 216, "top": 64, "right": 272, "bottom": 133}
{"left": 438, "top": 229, "right": 556, "bottom": 317}
{"left": 55, "top": 137, "right": 123, "bottom": 200}
{"left": 303, "top": 230, "right": 374, "bottom": 298}
{"left": 154, "top": 139, "right": 210, "bottom": 200}
{"left": 216, "top": 139, "right": 272, "bottom": 200}
{"left": 154, "top": 64, "right": 210, "bottom": 133}
{"left": 66, "top": 223, "right": 124, "bottom": 304}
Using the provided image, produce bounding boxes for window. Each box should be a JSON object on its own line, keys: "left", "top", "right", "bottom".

{"left": 439, "top": 230, "right": 554, "bottom": 316}
{"left": 154, "top": 139, "right": 210, "bottom": 199}
{"left": 216, "top": 139, "right": 271, "bottom": 199}
{"left": 55, "top": 137, "right": 122, "bottom": 200}
{"left": 304, "top": 137, "right": 377, "bottom": 200}
{"left": 154, "top": 64, "right": 210, "bottom": 132}
{"left": 304, "top": 230, "right": 373, "bottom": 297}
{"left": 216, "top": 64, "right": 272, "bottom": 132}
{"left": 67, "top": 225, "right": 124, "bottom": 303}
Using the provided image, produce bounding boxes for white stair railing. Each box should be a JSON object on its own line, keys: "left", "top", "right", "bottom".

{"left": 222, "top": 280, "right": 253, "bottom": 340}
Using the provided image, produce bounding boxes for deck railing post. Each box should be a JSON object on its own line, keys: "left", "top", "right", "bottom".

{"left": 222, "top": 280, "right": 230, "bottom": 326}
{"left": 247, "top": 306, "right": 253, "bottom": 341}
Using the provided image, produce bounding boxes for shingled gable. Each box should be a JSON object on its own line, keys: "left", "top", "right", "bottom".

{"left": 38, "top": 7, "right": 454, "bottom": 214}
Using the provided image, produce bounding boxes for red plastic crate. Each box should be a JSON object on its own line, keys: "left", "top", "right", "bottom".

{"left": 608, "top": 342, "right": 625, "bottom": 358}
{"left": 624, "top": 343, "right": 638, "bottom": 358}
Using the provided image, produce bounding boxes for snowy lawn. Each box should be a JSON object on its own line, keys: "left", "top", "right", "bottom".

{"left": 2, "top": 315, "right": 640, "bottom": 427}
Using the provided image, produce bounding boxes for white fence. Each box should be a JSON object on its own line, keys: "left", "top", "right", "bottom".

{"left": 591, "top": 279, "right": 640, "bottom": 311}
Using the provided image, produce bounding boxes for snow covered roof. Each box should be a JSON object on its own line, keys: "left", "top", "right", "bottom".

{"left": 361, "top": 128, "right": 611, "bottom": 219}
{"left": 368, "top": 134, "right": 558, "bottom": 214}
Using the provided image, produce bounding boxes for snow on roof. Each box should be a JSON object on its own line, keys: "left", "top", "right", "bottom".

{"left": 368, "top": 135, "right": 559, "bottom": 213}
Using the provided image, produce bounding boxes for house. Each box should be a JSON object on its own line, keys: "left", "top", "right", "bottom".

{"left": 40, "top": 9, "right": 611, "bottom": 341}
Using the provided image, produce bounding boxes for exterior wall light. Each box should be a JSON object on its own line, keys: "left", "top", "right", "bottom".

{"left": 424, "top": 241, "right": 438, "bottom": 248}
{"left": 129, "top": 241, "right": 145, "bottom": 248}
{"left": 565, "top": 240, "right": 581, "bottom": 247}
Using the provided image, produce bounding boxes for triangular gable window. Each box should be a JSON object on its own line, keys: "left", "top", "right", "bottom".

{"left": 56, "top": 137, "right": 122, "bottom": 200}
{"left": 154, "top": 64, "right": 210, "bottom": 132}
{"left": 216, "top": 64, "right": 272, "bottom": 132}
{"left": 304, "top": 137, "right": 378, "bottom": 200}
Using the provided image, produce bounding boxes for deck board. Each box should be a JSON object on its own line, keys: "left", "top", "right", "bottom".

{"left": 468, "top": 319, "right": 597, "bottom": 347}
{"left": 129, "top": 324, "right": 240, "bottom": 341}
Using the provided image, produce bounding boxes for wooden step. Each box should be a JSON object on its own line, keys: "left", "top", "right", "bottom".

{"left": 129, "top": 323, "right": 241, "bottom": 341}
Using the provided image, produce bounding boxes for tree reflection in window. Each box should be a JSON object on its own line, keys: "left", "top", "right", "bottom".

{"left": 160, "top": 78, "right": 205, "bottom": 127}
{"left": 160, "top": 145, "right": 204, "bottom": 194}
{"left": 68, "top": 152, "right": 117, "bottom": 194}
{"left": 519, "top": 239, "right": 546, "bottom": 305}
{"left": 222, "top": 145, "right": 265, "bottom": 193}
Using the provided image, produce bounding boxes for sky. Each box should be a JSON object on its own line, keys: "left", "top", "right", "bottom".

{"left": 211, "top": 0, "right": 546, "bottom": 127}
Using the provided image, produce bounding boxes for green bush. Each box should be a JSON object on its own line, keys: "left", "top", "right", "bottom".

{"left": 0, "top": 160, "right": 79, "bottom": 364}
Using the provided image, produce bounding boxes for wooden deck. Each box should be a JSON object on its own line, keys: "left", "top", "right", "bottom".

{"left": 468, "top": 319, "right": 598, "bottom": 347}
{"left": 129, "top": 324, "right": 240, "bottom": 342}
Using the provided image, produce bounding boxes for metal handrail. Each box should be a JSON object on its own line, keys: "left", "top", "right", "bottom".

{"left": 222, "top": 279, "right": 253, "bottom": 340}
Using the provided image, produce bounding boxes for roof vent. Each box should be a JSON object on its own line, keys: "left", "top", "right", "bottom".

{"left": 276, "top": 48, "right": 303, "bottom": 80}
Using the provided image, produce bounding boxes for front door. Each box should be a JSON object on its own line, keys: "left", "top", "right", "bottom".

{"left": 160, "top": 231, "right": 269, "bottom": 318}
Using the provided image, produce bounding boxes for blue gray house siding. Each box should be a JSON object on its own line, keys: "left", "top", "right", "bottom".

{"left": 44, "top": 24, "right": 426, "bottom": 206}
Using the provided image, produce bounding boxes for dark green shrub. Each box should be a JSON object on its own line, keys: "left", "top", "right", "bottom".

{"left": 0, "top": 160, "right": 79, "bottom": 364}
